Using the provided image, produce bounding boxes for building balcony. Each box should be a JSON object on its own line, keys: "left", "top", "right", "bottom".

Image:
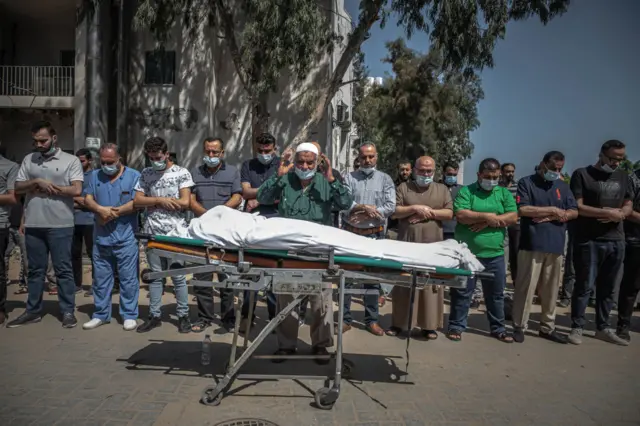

{"left": 0, "top": 66, "right": 75, "bottom": 109}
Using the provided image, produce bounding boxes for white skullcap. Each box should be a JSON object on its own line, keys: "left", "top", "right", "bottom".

{"left": 295, "top": 142, "right": 318, "bottom": 156}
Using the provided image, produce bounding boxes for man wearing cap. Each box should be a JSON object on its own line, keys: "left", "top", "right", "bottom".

{"left": 257, "top": 142, "right": 353, "bottom": 363}
{"left": 340, "top": 142, "right": 396, "bottom": 336}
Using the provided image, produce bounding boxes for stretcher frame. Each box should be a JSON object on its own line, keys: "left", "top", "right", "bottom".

{"left": 136, "top": 233, "right": 491, "bottom": 410}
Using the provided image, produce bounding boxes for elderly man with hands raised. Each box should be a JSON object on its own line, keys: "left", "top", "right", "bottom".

{"left": 257, "top": 142, "right": 353, "bottom": 364}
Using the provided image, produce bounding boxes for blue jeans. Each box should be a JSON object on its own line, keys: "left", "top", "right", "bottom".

{"left": 571, "top": 240, "right": 625, "bottom": 331}
{"left": 448, "top": 255, "right": 507, "bottom": 334}
{"left": 146, "top": 248, "right": 189, "bottom": 318}
{"left": 92, "top": 242, "right": 140, "bottom": 321}
{"left": 25, "top": 227, "right": 75, "bottom": 315}
{"left": 343, "top": 230, "right": 385, "bottom": 326}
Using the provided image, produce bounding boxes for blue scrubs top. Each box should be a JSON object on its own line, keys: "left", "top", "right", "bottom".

{"left": 86, "top": 167, "right": 141, "bottom": 246}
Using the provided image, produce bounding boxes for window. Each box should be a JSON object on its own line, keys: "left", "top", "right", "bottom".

{"left": 144, "top": 50, "right": 176, "bottom": 85}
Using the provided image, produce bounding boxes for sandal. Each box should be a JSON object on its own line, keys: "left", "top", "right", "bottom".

{"left": 446, "top": 330, "right": 462, "bottom": 342}
{"left": 385, "top": 326, "right": 402, "bottom": 336}
{"left": 491, "top": 331, "right": 514, "bottom": 343}
{"left": 191, "top": 320, "right": 211, "bottom": 333}
{"left": 48, "top": 287, "right": 58, "bottom": 295}
{"left": 422, "top": 329, "right": 438, "bottom": 340}
{"left": 378, "top": 295, "right": 386, "bottom": 308}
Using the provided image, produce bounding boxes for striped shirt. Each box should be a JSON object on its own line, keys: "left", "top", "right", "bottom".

{"left": 342, "top": 169, "right": 396, "bottom": 229}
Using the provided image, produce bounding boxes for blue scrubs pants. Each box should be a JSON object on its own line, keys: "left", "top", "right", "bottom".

{"left": 92, "top": 241, "right": 140, "bottom": 322}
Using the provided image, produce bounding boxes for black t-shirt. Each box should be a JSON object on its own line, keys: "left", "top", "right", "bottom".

{"left": 570, "top": 166, "right": 631, "bottom": 242}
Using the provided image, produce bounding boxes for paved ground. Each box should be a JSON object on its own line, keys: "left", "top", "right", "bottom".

{"left": 1, "top": 264, "right": 639, "bottom": 426}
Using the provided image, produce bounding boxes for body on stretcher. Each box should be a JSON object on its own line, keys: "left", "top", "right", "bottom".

{"left": 135, "top": 233, "right": 494, "bottom": 410}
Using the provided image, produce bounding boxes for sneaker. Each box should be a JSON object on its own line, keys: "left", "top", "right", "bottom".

{"left": 513, "top": 327, "right": 525, "bottom": 343}
{"left": 123, "top": 319, "right": 137, "bottom": 331}
{"left": 557, "top": 298, "right": 570, "bottom": 308}
{"left": 82, "top": 318, "right": 107, "bottom": 330}
{"left": 62, "top": 313, "right": 78, "bottom": 328}
{"left": 568, "top": 328, "right": 583, "bottom": 345}
{"left": 539, "top": 329, "right": 568, "bottom": 344}
{"left": 616, "top": 328, "right": 631, "bottom": 342}
{"left": 136, "top": 316, "right": 162, "bottom": 333}
{"left": 595, "top": 328, "right": 630, "bottom": 346}
{"left": 6, "top": 311, "right": 42, "bottom": 328}
{"left": 177, "top": 316, "right": 191, "bottom": 334}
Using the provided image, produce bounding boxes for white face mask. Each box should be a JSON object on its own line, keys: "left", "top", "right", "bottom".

{"left": 360, "top": 166, "right": 376, "bottom": 176}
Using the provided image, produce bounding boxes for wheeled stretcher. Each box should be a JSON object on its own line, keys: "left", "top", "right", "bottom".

{"left": 136, "top": 233, "right": 493, "bottom": 410}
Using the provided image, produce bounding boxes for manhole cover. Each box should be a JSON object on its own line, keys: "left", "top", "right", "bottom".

{"left": 214, "top": 420, "right": 279, "bottom": 426}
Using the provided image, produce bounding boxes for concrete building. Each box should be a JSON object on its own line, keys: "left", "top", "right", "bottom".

{"left": 0, "top": 0, "right": 354, "bottom": 170}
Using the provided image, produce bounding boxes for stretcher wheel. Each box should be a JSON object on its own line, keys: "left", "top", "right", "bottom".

{"left": 201, "top": 386, "right": 223, "bottom": 406}
{"left": 140, "top": 268, "right": 153, "bottom": 285}
{"left": 314, "top": 387, "right": 338, "bottom": 410}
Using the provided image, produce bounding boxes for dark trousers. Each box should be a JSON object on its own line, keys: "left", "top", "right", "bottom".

{"left": 507, "top": 225, "right": 520, "bottom": 281}
{"left": 561, "top": 229, "right": 575, "bottom": 300}
{"left": 571, "top": 240, "right": 625, "bottom": 330}
{"left": 193, "top": 272, "right": 235, "bottom": 325}
{"left": 0, "top": 227, "right": 10, "bottom": 313}
{"left": 617, "top": 243, "right": 640, "bottom": 332}
{"left": 448, "top": 255, "right": 507, "bottom": 334}
{"left": 241, "top": 289, "right": 276, "bottom": 321}
{"left": 72, "top": 224, "right": 94, "bottom": 289}
{"left": 343, "top": 230, "right": 385, "bottom": 326}
{"left": 25, "top": 227, "right": 75, "bottom": 315}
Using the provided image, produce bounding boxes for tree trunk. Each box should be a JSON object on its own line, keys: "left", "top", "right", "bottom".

{"left": 251, "top": 95, "right": 269, "bottom": 156}
{"left": 289, "top": 1, "right": 384, "bottom": 148}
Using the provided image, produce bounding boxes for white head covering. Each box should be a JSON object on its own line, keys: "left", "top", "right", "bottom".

{"left": 295, "top": 142, "right": 319, "bottom": 156}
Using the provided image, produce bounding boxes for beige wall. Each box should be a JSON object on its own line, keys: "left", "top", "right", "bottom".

{"left": 125, "top": 0, "right": 353, "bottom": 171}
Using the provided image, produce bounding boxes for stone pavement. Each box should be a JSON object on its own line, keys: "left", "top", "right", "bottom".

{"left": 1, "top": 268, "right": 639, "bottom": 426}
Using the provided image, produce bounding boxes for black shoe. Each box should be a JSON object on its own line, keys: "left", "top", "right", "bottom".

{"left": 177, "top": 316, "right": 191, "bottom": 334}
{"left": 75, "top": 287, "right": 83, "bottom": 294}
{"left": 558, "top": 298, "right": 570, "bottom": 308}
{"left": 616, "top": 328, "right": 631, "bottom": 342}
{"left": 312, "top": 347, "right": 331, "bottom": 365}
{"left": 84, "top": 288, "right": 93, "bottom": 297}
{"left": 62, "top": 313, "right": 78, "bottom": 328}
{"left": 272, "top": 348, "right": 296, "bottom": 363}
{"left": 513, "top": 328, "right": 525, "bottom": 343}
{"left": 470, "top": 299, "right": 480, "bottom": 309}
{"left": 6, "top": 311, "right": 42, "bottom": 328}
{"left": 539, "top": 329, "right": 567, "bottom": 344}
{"left": 136, "top": 316, "right": 162, "bottom": 333}
{"left": 221, "top": 321, "right": 235, "bottom": 334}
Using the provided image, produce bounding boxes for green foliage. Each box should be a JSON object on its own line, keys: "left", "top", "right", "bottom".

{"left": 134, "top": 0, "right": 338, "bottom": 99}
{"left": 619, "top": 156, "right": 640, "bottom": 174}
{"left": 353, "top": 39, "right": 483, "bottom": 174}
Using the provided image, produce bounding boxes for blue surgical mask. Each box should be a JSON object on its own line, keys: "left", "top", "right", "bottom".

{"left": 415, "top": 174, "right": 433, "bottom": 187}
{"left": 295, "top": 167, "right": 316, "bottom": 181}
{"left": 479, "top": 179, "right": 499, "bottom": 191}
{"left": 257, "top": 153, "right": 273, "bottom": 165}
{"left": 444, "top": 176, "right": 457, "bottom": 185}
{"left": 151, "top": 160, "right": 166, "bottom": 171}
{"left": 203, "top": 156, "right": 220, "bottom": 167}
{"left": 102, "top": 164, "right": 119, "bottom": 176}
{"left": 360, "top": 167, "right": 375, "bottom": 176}
{"left": 543, "top": 170, "right": 560, "bottom": 181}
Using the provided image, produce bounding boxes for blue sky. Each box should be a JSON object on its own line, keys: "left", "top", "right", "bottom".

{"left": 345, "top": 0, "right": 640, "bottom": 183}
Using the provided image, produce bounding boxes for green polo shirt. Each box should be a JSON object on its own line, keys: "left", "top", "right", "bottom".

{"left": 453, "top": 182, "right": 517, "bottom": 258}
{"left": 257, "top": 171, "right": 353, "bottom": 225}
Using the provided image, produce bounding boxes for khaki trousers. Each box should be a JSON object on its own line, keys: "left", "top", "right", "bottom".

{"left": 512, "top": 250, "right": 563, "bottom": 333}
{"left": 276, "top": 289, "right": 334, "bottom": 350}
{"left": 391, "top": 286, "right": 444, "bottom": 330}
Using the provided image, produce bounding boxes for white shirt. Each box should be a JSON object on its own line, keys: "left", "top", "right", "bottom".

{"left": 134, "top": 164, "right": 194, "bottom": 235}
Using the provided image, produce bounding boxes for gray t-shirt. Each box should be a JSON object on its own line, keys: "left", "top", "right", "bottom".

{"left": 16, "top": 149, "right": 84, "bottom": 228}
{"left": 0, "top": 155, "right": 19, "bottom": 226}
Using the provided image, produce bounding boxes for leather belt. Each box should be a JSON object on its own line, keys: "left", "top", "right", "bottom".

{"left": 344, "top": 224, "right": 384, "bottom": 236}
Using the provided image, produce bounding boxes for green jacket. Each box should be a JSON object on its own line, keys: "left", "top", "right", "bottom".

{"left": 257, "top": 172, "right": 353, "bottom": 226}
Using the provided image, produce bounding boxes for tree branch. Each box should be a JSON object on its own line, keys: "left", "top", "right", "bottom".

{"left": 340, "top": 78, "right": 360, "bottom": 87}
{"left": 213, "top": 0, "right": 250, "bottom": 93}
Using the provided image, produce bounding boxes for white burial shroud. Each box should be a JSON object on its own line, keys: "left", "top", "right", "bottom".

{"left": 169, "top": 206, "right": 484, "bottom": 272}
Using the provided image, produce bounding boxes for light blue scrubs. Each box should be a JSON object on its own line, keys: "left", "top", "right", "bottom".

{"left": 86, "top": 167, "right": 141, "bottom": 322}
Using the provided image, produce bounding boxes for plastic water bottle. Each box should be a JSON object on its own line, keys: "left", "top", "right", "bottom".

{"left": 201, "top": 334, "right": 211, "bottom": 366}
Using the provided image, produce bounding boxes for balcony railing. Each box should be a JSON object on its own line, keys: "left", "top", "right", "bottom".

{"left": 0, "top": 66, "right": 75, "bottom": 97}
